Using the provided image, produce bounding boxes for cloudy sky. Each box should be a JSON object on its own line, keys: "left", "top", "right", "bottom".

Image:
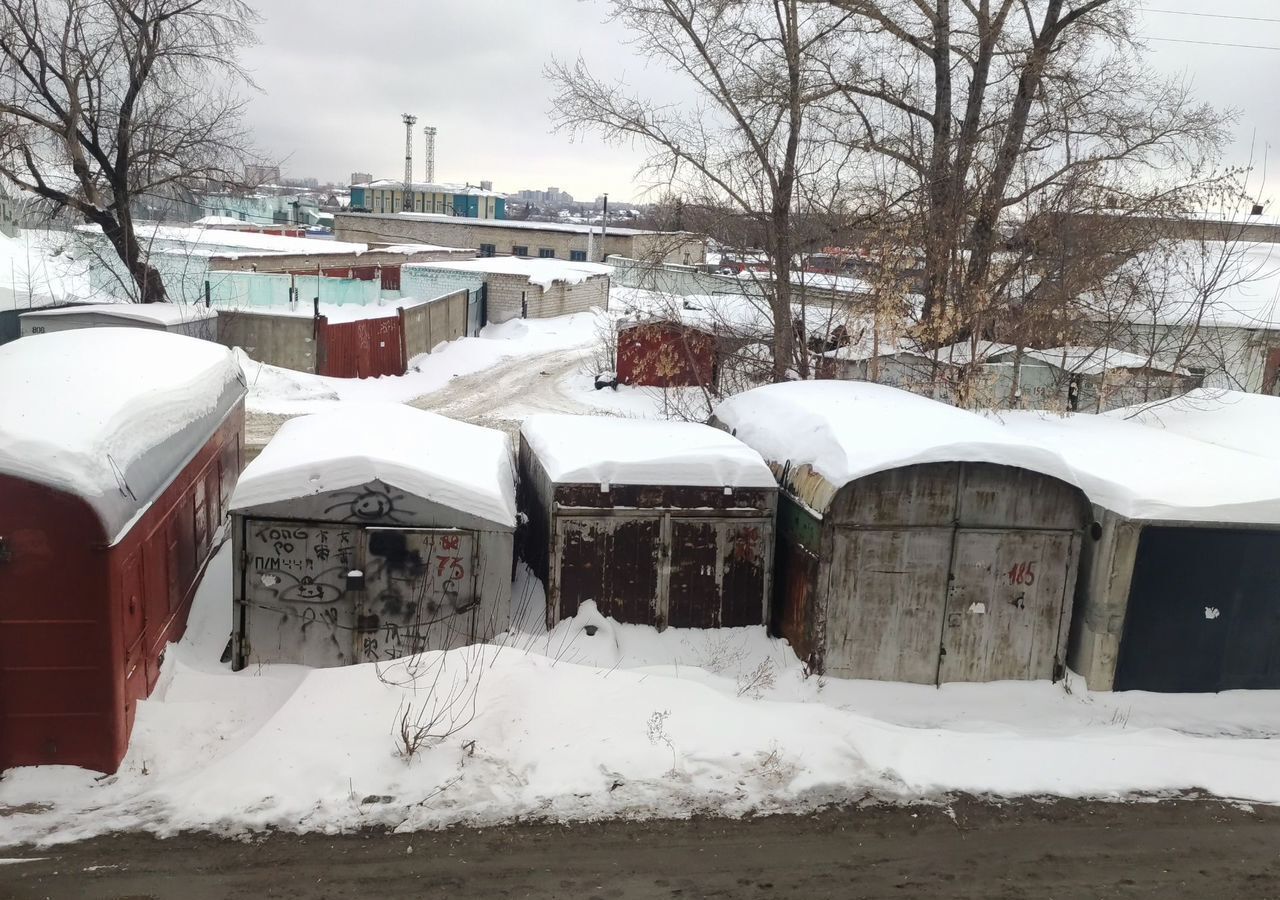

{"left": 240, "top": 0, "right": 1280, "bottom": 205}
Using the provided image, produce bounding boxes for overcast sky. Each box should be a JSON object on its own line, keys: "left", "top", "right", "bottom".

{"left": 240, "top": 0, "right": 1280, "bottom": 206}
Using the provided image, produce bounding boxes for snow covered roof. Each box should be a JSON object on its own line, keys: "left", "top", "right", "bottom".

{"left": 354, "top": 179, "right": 505, "bottom": 198}
{"left": 373, "top": 243, "right": 474, "bottom": 255}
{"left": 521, "top": 414, "right": 776, "bottom": 489}
{"left": 1109, "top": 389, "right": 1280, "bottom": 460}
{"left": 352, "top": 211, "right": 682, "bottom": 238}
{"left": 77, "top": 223, "right": 370, "bottom": 258}
{"left": 995, "top": 411, "right": 1280, "bottom": 524}
{"left": 716, "top": 381, "right": 1280, "bottom": 524}
{"left": 231, "top": 404, "right": 516, "bottom": 529}
{"left": 405, "top": 257, "right": 612, "bottom": 289}
{"left": 193, "top": 215, "right": 251, "bottom": 227}
{"left": 712, "top": 382, "right": 1067, "bottom": 504}
{"left": 0, "top": 329, "right": 245, "bottom": 542}
{"left": 932, "top": 340, "right": 1017, "bottom": 366}
{"left": 996, "top": 346, "right": 1187, "bottom": 376}
{"left": 19, "top": 302, "right": 217, "bottom": 325}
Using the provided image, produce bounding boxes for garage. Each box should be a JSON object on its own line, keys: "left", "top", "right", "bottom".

{"left": 713, "top": 381, "right": 1090, "bottom": 684}
{"left": 229, "top": 404, "right": 516, "bottom": 668}
{"left": 518, "top": 415, "right": 778, "bottom": 629}
{"left": 1002, "top": 411, "right": 1280, "bottom": 693}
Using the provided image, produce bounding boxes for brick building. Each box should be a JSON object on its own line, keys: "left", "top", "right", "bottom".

{"left": 402, "top": 258, "right": 610, "bottom": 324}
{"left": 336, "top": 212, "right": 705, "bottom": 266}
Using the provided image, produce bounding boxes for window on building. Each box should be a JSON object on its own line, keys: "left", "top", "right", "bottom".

{"left": 569, "top": 250, "right": 587, "bottom": 262}
{"left": 512, "top": 245, "right": 529, "bottom": 257}
{"left": 479, "top": 243, "right": 497, "bottom": 258}
{"left": 539, "top": 248, "right": 556, "bottom": 258}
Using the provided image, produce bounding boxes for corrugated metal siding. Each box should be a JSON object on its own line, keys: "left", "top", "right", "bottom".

{"left": 317, "top": 315, "right": 406, "bottom": 378}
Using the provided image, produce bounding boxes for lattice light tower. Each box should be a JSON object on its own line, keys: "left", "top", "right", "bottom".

{"left": 401, "top": 113, "right": 417, "bottom": 211}
{"left": 423, "top": 125, "right": 437, "bottom": 185}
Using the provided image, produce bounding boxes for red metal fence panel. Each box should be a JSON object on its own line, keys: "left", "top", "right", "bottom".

{"left": 317, "top": 315, "right": 406, "bottom": 378}
{"left": 381, "top": 265, "right": 401, "bottom": 292}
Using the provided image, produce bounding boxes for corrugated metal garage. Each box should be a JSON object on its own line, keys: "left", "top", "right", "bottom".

{"left": 714, "top": 381, "right": 1091, "bottom": 684}
{"left": 0, "top": 330, "right": 245, "bottom": 773}
{"left": 230, "top": 405, "right": 515, "bottom": 669}
{"left": 518, "top": 415, "right": 778, "bottom": 630}
{"left": 1001, "top": 410, "right": 1280, "bottom": 693}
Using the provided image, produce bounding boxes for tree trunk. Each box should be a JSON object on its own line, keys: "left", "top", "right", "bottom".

{"left": 98, "top": 211, "right": 167, "bottom": 303}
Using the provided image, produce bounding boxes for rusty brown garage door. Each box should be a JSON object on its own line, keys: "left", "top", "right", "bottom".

{"left": 555, "top": 514, "right": 770, "bottom": 629}
{"left": 555, "top": 515, "right": 662, "bottom": 623}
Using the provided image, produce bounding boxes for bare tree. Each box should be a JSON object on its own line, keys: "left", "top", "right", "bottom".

{"left": 0, "top": 0, "right": 258, "bottom": 302}
{"left": 821, "top": 0, "right": 1229, "bottom": 342}
{"left": 549, "top": 0, "right": 856, "bottom": 380}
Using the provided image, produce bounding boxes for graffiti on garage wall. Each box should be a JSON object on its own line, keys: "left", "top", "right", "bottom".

{"left": 242, "top": 520, "right": 480, "bottom": 667}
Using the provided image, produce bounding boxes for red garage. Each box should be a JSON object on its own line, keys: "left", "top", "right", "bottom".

{"left": 0, "top": 328, "right": 245, "bottom": 774}
{"left": 616, "top": 319, "right": 719, "bottom": 388}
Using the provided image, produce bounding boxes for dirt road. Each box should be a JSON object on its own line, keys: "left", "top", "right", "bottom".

{"left": 244, "top": 347, "right": 595, "bottom": 458}
{"left": 5, "top": 797, "right": 1278, "bottom": 899}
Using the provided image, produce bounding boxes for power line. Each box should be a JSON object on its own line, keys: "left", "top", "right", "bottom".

{"left": 1145, "top": 35, "right": 1280, "bottom": 51}
{"left": 1145, "top": 9, "right": 1280, "bottom": 25}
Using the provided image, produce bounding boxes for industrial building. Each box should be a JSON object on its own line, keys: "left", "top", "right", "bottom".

{"left": 349, "top": 180, "right": 506, "bottom": 220}
{"left": 336, "top": 212, "right": 706, "bottom": 266}
{"left": 402, "top": 257, "right": 610, "bottom": 324}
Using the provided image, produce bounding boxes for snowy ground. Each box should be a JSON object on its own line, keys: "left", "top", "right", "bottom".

{"left": 0, "top": 229, "right": 99, "bottom": 310}
{"left": 3, "top": 539, "right": 1280, "bottom": 849}
{"left": 240, "top": 286, "right": 716, "bottom": 449}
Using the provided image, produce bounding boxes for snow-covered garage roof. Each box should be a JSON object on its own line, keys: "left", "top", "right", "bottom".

{"left": 19, "top": 302, "right": 217, "bottom": 325}
{"left": 713, "top": 380, "right": 1280, "bottom": 525}
{"left": 0, "top": 328, "right": 245, "bottom": 543}
{"left": 712, "top": 381, "right": 1067, "bottom": 495}
{"left": 1109, "top": 389, "right": 1280, "bottom": 460}
{"left": 996, "top": 410, "right": 1280, "bottom": 524}
{"left": 405, "top": 257, "right": 612, "bottom": 290}
{"left": 521, "top": 414, "right": 776, "bottom": 489}
{"left": 231, "top": 404, "right": 516, "bottom": 529}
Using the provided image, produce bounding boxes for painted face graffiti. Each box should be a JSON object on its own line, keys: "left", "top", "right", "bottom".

{"left": 323, "top": 485, "right": 410, "bottom": 523}
{"left": 266, "top": 567, "right": 346, "bottom": 604}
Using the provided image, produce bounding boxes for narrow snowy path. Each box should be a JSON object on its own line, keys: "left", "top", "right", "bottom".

{"left": 245, "top": 345, "right": 600, "bottom": 453}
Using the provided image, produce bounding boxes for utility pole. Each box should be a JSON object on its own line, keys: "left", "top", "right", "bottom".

{"left": 599, "top": 193, "right": 609, "bottom": 262}
{"left": 401, "top": 113, "right": 417, "bottom": 211}
{"left": 423, "top": 126, "right": 437, "bottom": 185}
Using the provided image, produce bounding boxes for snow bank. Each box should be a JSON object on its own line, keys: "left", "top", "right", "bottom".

{"left": 521, "top": 414, "right": 776, "bottom": 488}
{"left": 6, "top": 557, "right": 1280, "bottom": 848}
{"left": 1110, "top": 389, "right": 1280, "bottom": 459}
{"left": 0, "top": 329, "right": 243, "bottom": 540}
{"left": 20, "top": 301, "right": 216, "bottom": 325}
{"left": 231, "top": 403, "right": 516, "bottom": 528}
{"left": 996, "top": 410, "right": 1280, "bottom": 524}
{"left": 712, "top": 381, "right": 1069, "bottom": 498}
{"left": 406, "top": 257, "right": 612, "bottom": 289}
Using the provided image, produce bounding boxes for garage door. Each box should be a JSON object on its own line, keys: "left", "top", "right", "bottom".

{"left": 939, "top": 530, "right": 1077, "bottom": 683}
{"left": 554, "top": 515, "right": 771, "bottom": 629}
{"left": 824, "top": 528, "right": 952, "bottom": 683}
{"left": 361, "top": 528, "right": 479, "bottom": 663}
{"left": 241, "top": 520, "right": 360, "bottom": 667}
{"left": 1116, "top": 527, "right": 1280, "bottom": 692}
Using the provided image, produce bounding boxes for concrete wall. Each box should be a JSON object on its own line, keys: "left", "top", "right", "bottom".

{"left": 1067, "top": 508, "right": 1142, "bottom": 691}
{"left": 401, "top": 290, "right": 468, "bottom": 357}
{"left": 483, "top": 273, "right": 609, "bottom": 324}
{"left": 216, "top": 308, "right": 319, "bottom": 372}
{"left": 400, "top": 266, "right": 486, "bottom": 304}
{"left": 335, "top": 213, "right": 703, "bottom": 265}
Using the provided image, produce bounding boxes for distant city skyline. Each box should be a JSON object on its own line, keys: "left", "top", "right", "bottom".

{"left": 242, "top": 0, "right": 1280, "bottom": 208}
